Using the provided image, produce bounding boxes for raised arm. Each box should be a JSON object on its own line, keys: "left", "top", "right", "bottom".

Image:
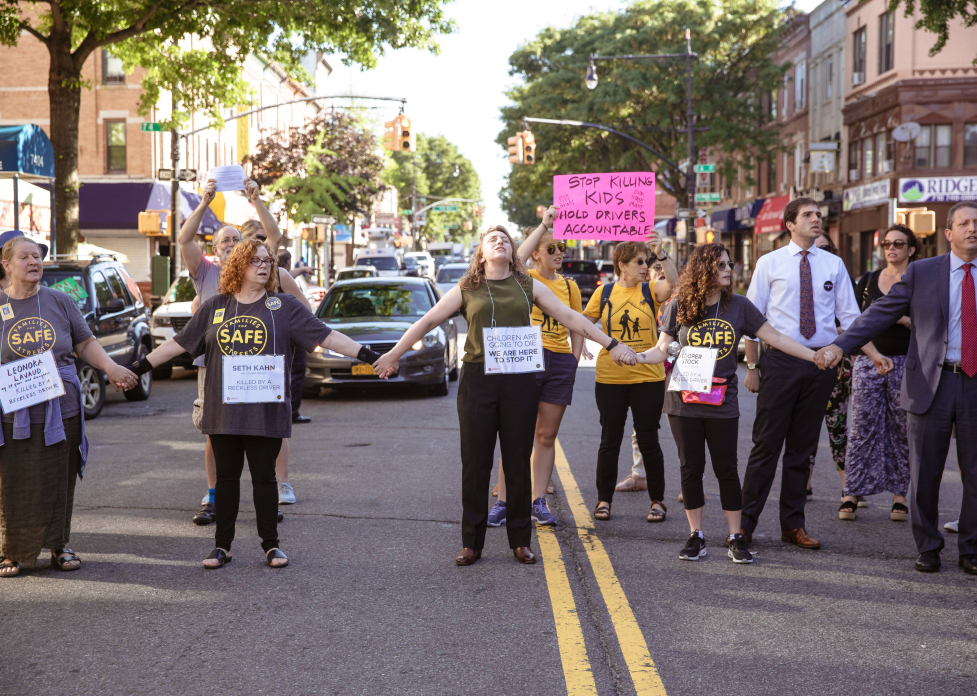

{"left": 516, "top": 205, "right": 558, "bottom": 265}
{"left": 244, "top": 179, "right": 282, "bottom": 254}
{"left": 373, "top": 286, "right": 465, "bottom": 377}
{"left": 179, "top": 180, "right": 216, "bottom": 278}
{"left": 648, "top": 231, "right": 679, "bottom": 303}
{"left": 534, "top": 281, "right": 636, "bottom": 365}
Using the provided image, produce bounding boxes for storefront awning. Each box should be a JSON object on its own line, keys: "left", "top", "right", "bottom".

{"left": 710, "top": 208, "right": 736, "bottom": 233}
{"left": 754, "top": 195, "right": 790, "bottom": 235}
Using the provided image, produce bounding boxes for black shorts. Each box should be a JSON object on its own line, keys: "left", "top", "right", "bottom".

{"left": 536, "top": 349, "right": 578, "bottom": 405}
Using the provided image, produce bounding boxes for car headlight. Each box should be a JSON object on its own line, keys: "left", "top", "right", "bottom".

{"left": 313, "top": 346, "right": 345, "bottom": 357}
{"left": 412, "top": 328, "right": 444, "bottom": 351}
{"left": 153, "top": 315, "right": 171, "bottom": 328}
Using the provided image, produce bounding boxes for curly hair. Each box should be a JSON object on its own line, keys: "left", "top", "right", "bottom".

{"left": 676, "top": 243, "right": 733, "bottom": 326}
{"left": 217, "top": 238, "right": 279, "bottom": 295}
{"left": 612, "top": 241, "right": 652, "bottom": 277}
{"left": 459, "top": 225, "right": 530, "bottom": 291}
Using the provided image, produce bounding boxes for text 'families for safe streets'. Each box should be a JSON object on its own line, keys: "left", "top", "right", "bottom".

{"left": 553, "top": 172, "right": 656, "bottom": 240}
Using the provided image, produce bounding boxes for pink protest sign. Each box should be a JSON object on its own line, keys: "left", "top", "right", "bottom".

{"left": 552, "top": 172, "right": 656, "bottom": 240}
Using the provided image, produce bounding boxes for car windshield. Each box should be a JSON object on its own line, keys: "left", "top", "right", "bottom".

{"left": 41, "top": 271, "right": 91, "bottom": 311}
{"left": 167, "top": 276, "right": 197, "bottom": 303}
{"left": 563, "top": 261, "right": 599, "bottom": 274}
{"left": 437, "top": 267, "right": 466, "bottom": 283}
{"left": 319, "top": 284, "right": 433, "bottom": 320}
{"left": 357, "top": 257, "right": 398, "bottom": 271}
{"left": 340, "top": 269, "right": 374, "bottom": 279}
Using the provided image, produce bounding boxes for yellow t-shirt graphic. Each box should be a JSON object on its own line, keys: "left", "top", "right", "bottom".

{"left": 583, "top": 283, "right": 665, "bottom": 384}
{"left": 529, "top": 269, "right": 581, "bottom": 354}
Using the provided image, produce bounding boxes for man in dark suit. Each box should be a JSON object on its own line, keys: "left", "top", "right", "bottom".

{"left": 818, "top": 202, "right": 977, "bottom": 575}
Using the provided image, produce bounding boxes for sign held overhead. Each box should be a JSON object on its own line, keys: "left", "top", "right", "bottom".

{"left": 552, "top": 172, "right": 656, "bottom": 241}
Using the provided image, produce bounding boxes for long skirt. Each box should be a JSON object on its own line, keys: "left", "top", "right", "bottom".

{"left": 807, "top": 356, "right": 852, "bottom": 472}
{"left": 844, "top": 355, "right": 910, "bottom": 497}
{"left": 0, "top": 416, "right": 82, "bottom": 565}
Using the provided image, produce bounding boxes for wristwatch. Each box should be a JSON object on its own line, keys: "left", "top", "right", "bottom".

{"left": 747, "top": 363, "right": 758, "bottom": 370}
{"left": 606, "top": 338, "right": 620, "bottom": 351}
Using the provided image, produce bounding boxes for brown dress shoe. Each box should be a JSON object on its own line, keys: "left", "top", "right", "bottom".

{"left": 781, "top": 528, "right": 821, "bottom": 549}
{"left": 455, "top": 548, "right": 482, "bottom": 566}
{"left": 739, "top": 528, "right": 752, "bottom": 544}
{"left": 513, "top": 547, "right": 537, "bottom": 564}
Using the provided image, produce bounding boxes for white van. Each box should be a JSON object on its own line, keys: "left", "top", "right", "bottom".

{"left": 354, "top": 248, "right": 402, "bottom": 277}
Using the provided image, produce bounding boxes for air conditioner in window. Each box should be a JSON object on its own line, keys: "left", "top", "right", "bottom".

{"left": 849, "top": 169, "right": 860, "bottom": 181}
{"left": 852, "top": 72, "right": 865, "bottom": 86}
{"left": 878, "top": 159, "right": 894, "bottom": 173}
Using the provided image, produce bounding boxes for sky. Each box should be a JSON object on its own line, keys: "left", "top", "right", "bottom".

{"left": 327, "top": 0, "right": 824, "bottom": 231}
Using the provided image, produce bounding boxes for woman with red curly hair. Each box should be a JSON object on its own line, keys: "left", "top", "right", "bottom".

{"left": 636, "top": 244, "right": 817, "bottom": 563}
{"left": 133, "top": 240, "right": 379, "bottom": 570}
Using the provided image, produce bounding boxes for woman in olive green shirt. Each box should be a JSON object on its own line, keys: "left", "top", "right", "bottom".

{"left": 375, "top": 224, "right": 636, "bottom": 567}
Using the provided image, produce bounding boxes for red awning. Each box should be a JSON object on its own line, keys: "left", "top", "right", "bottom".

{"left": 754, "top": 195, "right": 790, "bottom": 235}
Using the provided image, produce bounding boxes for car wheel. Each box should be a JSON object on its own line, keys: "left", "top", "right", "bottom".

{"left": 430, "top": 355, "right": 449, "bottom": 396}
{"left": 152, "top": 362, "right": 173, "bottom": 380}
{"left": 125, "top": 343, "right": 152, "bottom": 402}
{"left": 77, "top": 362, "right": 106, "bottom": 420}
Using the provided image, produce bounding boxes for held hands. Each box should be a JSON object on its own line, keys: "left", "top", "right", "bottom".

{"left": 243, "top": 179, "right": 261, "bottom": 202}
{"left": 813, "top": 344, "right": 844, "bottom": 370}
{"left": 609, "top": 343, "right": 637, "bottom": 366}
{"left": 373, "top": 352, "right": 400, "bottom": 379}
{"left": 106, "top": 364, "right": 138, "bottom": 392}
{"left": 201, "top": 180, "right": 217, "bottom": 206}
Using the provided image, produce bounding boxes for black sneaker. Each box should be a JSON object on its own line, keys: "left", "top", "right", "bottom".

{"left": 679, "top": 531, "right": 706, "bottom": 561}
{"left": 727, "top": 534, "right": 754, "bottom": 564}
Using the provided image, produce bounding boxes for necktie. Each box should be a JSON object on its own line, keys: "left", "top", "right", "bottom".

{"left": 799, "top": 250, "right": 816, "bottom": 340}
{"left": 961, "top": 263, "right": 977, "bottom": 377}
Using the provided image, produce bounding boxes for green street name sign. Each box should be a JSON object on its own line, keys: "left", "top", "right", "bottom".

{"left": 141, "top": 122, "right": 162, "bottom": 132}
{"left": 693, "top": 164, "right": 716, "bottom": 174}
{"left": 695, "top": 192, "right": 721, "bottom": 203}
{"left": 433, "top": 205, "right": 458, "bottom": 212}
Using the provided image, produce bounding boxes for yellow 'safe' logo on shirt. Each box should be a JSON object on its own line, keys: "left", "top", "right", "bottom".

{"left": 213, "top": 308, "right": 225, "bottom": 324}
{"left": 8, "top": 317, "right": 56, "bottom": 357}
{"left": 265, "top": 297, "right": 282, "bottom": 311}
{"left": 217, "top": 316, "right": 268, "bottom": 356}
{"left": 0, "top": 304, "right": 13, "bottom": 321}
{"left": 686, "top": 318, "right": 737, "bottom": 360}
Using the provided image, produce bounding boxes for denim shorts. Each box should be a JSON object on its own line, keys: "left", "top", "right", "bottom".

{"left": 537, "top": 349, "right": 578, "bottom": 405}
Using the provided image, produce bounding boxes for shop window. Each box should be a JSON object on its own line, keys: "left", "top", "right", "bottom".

{"left": 862, "top": 137, "right": 874, "bottom": 180}
{"left": 879, "top": 11, "right": 895, "bottom": 74}
{"left": 106, "top": 121, "right": 127, "bottom": 172}
{"left": 852, "top": 27, "right": 867, "bottom": 84}
{"left": 102, "top": 49, "right": 125, "bottom": 85}
{"left": 964, "top": 124, "right": 977, "bottom": 166}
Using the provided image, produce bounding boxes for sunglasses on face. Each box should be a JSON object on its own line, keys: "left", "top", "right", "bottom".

{"left": 631, "top": 258, "right": 648, "bottom": 266}
{"left": 881, "top": 240, "right": 908, "bottom": 250}
{"left": 545, "top": 243, "right": 567, "bottom": 254}
{"left": 716, "top": 261, "right": 732, "bottom": 271}
{"left": 249, "top": 257, "right": 274, "bottom": 268}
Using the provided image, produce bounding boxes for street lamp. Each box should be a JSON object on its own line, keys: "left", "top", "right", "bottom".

{"left": 585, "top": 60, "right": 598, "bottom": 90}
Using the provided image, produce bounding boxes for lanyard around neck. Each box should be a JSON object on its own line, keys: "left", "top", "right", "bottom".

{"left": 229, "top": 292, "right": 277, "bottom": 356}
{"left": 484, "top": 276, "right": 532, "bottom": 329}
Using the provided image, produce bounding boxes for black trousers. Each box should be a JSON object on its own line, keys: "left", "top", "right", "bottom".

{"left": 458, "top": 363, "right": 539, "bottom": 550}
{"left": 741, "top": 349, "right": 837, "bottom": 533}
{"left": 290, "top": 347, "right": 307, "bottom": 415}
{"left": 595, "top": 381, "right": 666, "bottom": 504}
{"left": 210, "top": 434, "right": 283, "bottom": 553}
{"left": 667, "top": 415, "right": 741, "bottom": 511}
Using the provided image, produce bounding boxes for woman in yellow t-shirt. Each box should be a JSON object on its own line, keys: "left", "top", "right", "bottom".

{"left": 583, "top": 240, "right": 669, "bottom": 523}
{"left": 491, "top": 206, "right": 590, "bottom": 527}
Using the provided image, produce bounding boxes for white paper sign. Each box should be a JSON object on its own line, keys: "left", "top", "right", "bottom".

{"left": 667, "top": 347, "right": 718, "bottom": 394}
{"left": 222, "top": 354, "right": 286, "bottom": 404}
{"left": 0, "top": 351, "right": 66, "bottom": 413}
{"left": 483, "top": 325, "right": 545, "bottom": 375}
{"left": 208, "top": 164, "right": 247, "bottom": 192}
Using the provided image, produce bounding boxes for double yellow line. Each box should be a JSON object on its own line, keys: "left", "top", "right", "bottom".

{"left": 537, "top": 439, "right": 668, "bottom": 696}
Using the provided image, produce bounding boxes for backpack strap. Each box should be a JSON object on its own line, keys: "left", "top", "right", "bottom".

{"left": 599, "top": 282, "right": 615, "bottom": 328}
{"left": 640, "top": 281, "right": 654, "bottom": 307}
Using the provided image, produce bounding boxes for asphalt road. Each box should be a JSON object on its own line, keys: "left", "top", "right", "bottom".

{"left": 2, "top": 336, "right": 974, "bottom": 696}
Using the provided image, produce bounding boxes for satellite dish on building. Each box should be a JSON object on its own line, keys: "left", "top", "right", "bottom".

{"left": 892, "top": 122, "right": 921, "bottom": 142}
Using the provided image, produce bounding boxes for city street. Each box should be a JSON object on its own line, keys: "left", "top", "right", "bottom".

{"left": 2, "top": 335, "right": 974, "bottom": 696}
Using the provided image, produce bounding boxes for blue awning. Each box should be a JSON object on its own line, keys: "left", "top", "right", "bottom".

{"left": 733, "top": 199, "right": 765, "bottom": 231}
{"left": 0, "top": 125, "right": 55, "bottom": 179}
{"left": 710, "top": 208, "right": 736, "bottom": 233}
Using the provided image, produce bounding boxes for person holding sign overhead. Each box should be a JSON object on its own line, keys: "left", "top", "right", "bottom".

{"left": 635, "top": 244, "right": 818, "bottom": 563}
{"left": 0, "top": 237, "right": 137, "bottom": 578}
{"left": 133, "top": 240, "right": 379, "bottom": 570}
{"left": 373, "top": 225, "right": 636, "bottom": 566}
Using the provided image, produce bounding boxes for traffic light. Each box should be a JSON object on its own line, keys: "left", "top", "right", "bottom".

{"left": 522, "top": 130, "right": 535, "bottom": 164}
{"left": 508, "top": 133, "right": 524, "bottom": 164}
{"left": 383, "top": 118, "right": 402, "bottom": 151}
{"left": 399, "top": 115, "right": 416, "bottom": 152}
{"left": 463, "top": 220, "right": 473, "bottom": 231}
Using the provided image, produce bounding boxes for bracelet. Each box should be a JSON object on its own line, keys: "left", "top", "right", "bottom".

{"left": 131, "top": 357, "right": 153, "bottom": 377}
{"left": 656, "top": 252, "right": 668, "bottom": 261}
{"left": 357, "top": 346, "right": 382, "bottom": 364}
{"left": 606, "top": 338, "right": 620, "bottom": 351}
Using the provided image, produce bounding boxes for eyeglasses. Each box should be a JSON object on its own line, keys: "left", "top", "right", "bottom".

{"left": 249, "top": 257, "right": 274, "bottom": 268}
{"left": 632, "top": 259, "right": 648, "bottom": 266}
{"left": 881, "top": 240, "right": 908, "bottom": 250}
{"left": 716, "top": 261, "right": 732, "bottom": 270}
{"left": 545, "top": 243, "right": 567, "bottom": 254}
{"left": 651, "top": 264, "right": 663, "bottom": 272}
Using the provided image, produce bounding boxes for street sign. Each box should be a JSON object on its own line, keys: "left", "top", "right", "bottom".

{"left": 433, "top": 205, "right": 458, "bottom": 212}
{"left": 694, "top": 192, "right": 721, "bottom": 203}
{"left": 312, "top": 215, "right": 337, "bottom": 225}
{"left": 402, "top": 209, "right": 412, "bottom": 216}
{"left": 445, "top": 224, "right": 459, "bottom": 230}
{"left": 693, "top": 164, "right": 716, "bottom": 174}
{"left": 676, "top": 208, "right": 694, "bottom": 219}
{"left": 141, "top": 122, "right": 162, "bottom": 132}
{"left": 695, "top": 208, "right": 708, "bottom": 219}
{"left": 157, "top": 169, "right": 197, "bottom": 182}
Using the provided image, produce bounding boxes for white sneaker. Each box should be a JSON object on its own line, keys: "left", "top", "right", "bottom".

{"left": 945, "top": 519, "right": 959, "bottom": 533}
{"left": 278, "top": 481, "right": 296, "bottom": 505}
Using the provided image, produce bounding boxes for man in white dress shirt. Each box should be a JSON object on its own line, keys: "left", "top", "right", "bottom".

{"left": 741, "top": 198, "right": 861, "bottom": 549}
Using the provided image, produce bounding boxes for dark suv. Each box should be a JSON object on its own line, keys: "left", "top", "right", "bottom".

{"left": 561, "top": 260, "right": 602, "bottom": 304}
{"left": 41, "top": 255, "right": 153, "bottom": 418}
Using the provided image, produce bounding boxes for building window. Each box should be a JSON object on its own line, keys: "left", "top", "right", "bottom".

{"left": 795, "top": 61, "right": 806, "bottom": 110}
{"left": 853, "top": 27, "right": 867, "bottom": 82}
{"left": 862, "top": 137, "right": 874, "bottom": 179}
{"left": 935, "top": 124, "right": 952, "bottom": 167}
{"left": 783, "top": 74, "right": 790, "bottom": 119}
{"left": 914, "top": 125, "right": 953, "bottom": 168}
{"left": 965, "top": 124, "right": 977, "bottom": 166}
{"left": 875, "top": 132, "right": 893, "bottom": 174}
{"left": 849, "top": 139, "right": 861, "bottom": 180}
{"left": 102, "top": 49, "right": 125, "bottom": 85}
{"left": 914, "top": 126, "right": 931, "bottom": 167}
{"left": 825, "top": 58, "right": 833, "bottom": 101}
{"left": 106, "top": 121, "right": 126, "bottom": 172}
{"left": 770, "top": 89, "right": 777, "bottom": 119}
{"left": 879, "top": 11, "right": 895, "bottom": 74}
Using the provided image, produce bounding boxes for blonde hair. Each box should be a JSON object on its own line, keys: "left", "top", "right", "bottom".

{"left": 217, "top": 239, "right": 279, "bottom": 295}
{"left": 240, "top": 220, "right": 264, "bottom": 239}
{"left": 458, "top": 225, "right": 529, "bottom": 292}
{"left": 2, "top": 237, "right": 40, "bottom": 264}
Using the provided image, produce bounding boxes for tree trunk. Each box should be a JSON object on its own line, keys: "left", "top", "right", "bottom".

{"left": 48, "top": 32, "right": 82, "bottom": 256}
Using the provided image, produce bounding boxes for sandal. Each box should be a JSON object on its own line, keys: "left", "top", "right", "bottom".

{"left": 838, "top": 499, "right": 857, "bottom": 521}
{"left": 647, "top": 501, "right": 667, "bottom": 523}
{"left": 0, "top": 557, "right": 20, "bottom": 577}
{"left": 594, "top": 501, "right": 611, "bottom": 521}
{"left": 891, "top": 502, "right": 909, "bottom": 522}
{"left": 52, "top": 548, "right": 81, "bottom": 571}
{"left": 266, "top": 548, "right": 289, "bottom": 568}
{"left": 202, "top": 548, "right": 232, "bottom": 569}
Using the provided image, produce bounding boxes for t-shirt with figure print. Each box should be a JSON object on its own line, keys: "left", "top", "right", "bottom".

{"left": 528, "top": 268, "right": 581, "bottom": 354}
{"left": 582, "top": 282, "right": 664, "bottom": 385}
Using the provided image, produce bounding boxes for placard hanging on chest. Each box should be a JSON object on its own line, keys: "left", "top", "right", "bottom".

{"left": 222, "top": 354, "right": 286, "bottom": 404}
{"left": 482, "top": 326, "right": 545, "bottom": 375}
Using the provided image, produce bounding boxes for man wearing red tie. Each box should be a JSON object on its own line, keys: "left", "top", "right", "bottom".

{"left": 741, "top": 198, "right": 863, "bottom": 549}
{"left": 820, "top": 202, "right": 977, "bottom": 575}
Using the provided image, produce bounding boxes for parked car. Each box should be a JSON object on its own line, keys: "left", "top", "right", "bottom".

{"left": 41, "top": 254, "right": 153, "bottom": 418}
{"left": 150, "top": 271, "right": 197, "bottom": 379}
{"left": 435, "top": 262, "right": 468, "bottom": 297}
{"left": 561, "top": 259, "right": 602, "bottom": 304}
{"left": 404, "top": 251, "right": 436, "bottom": 279}
{"left": 304, "top": 277, "right": 458, "bottom": 396}
{"left": 336, "top": 265, "right": 377, "bottom": 282}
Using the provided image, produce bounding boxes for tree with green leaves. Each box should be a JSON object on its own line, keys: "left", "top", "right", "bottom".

{"left": 270, "top": 132, "right": 363, "bottom": 226}
{"left": 385, "top": 133, "right": 482, "bottom": 243}
{"left": 497, "top": 0, "right": 790, "bottom": 228}
{"left": 0, "top": 1, "right": 452, "bottom": 253}
{"left": 888, "top": 0, "right": 977, "bottom": 56}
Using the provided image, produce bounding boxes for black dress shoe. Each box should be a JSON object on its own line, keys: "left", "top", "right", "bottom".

{"left": 960, "top": 554, "right": 977, "bottom": 575}
{"left": 915, "top": 550, "right": 941, "bottom": 573}
{"left": 292, "top": 414, "right": 311, "bottom": 424}
{"left": 193, "top": 502, "right": 215, "bottom": 526}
